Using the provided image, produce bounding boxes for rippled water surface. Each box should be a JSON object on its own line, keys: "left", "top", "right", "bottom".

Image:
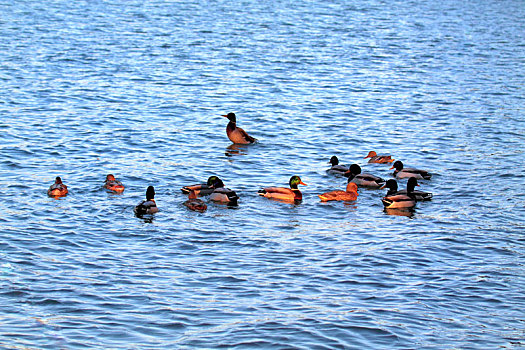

{"left": 1, "top": 0, "right": 524, "bottom": 348}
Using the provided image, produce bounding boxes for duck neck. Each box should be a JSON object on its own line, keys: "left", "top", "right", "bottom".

{"left": 226, "top": 121, "right": 236, "bottom": 132}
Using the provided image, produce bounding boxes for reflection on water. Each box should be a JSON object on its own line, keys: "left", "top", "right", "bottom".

{"left": 383, "top": 208, "right": 415, "bottom": 218}
{"left": 225, "top": 143, "right": 250, "bottom": 157}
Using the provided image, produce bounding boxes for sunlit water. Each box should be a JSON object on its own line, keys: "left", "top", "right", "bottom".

{"left": 1, "top": 0, "right": 524, "bottom": 348}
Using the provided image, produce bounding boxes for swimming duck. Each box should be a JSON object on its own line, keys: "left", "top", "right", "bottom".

{"left": 104, "top": 174, "right": 125, "bottom": 193}
{"left": 345, "top": 164, "right": 385, "bottom": 188}
{"left": 381, "top": 179, "right": 417, "bottom": 209}
{"left": 318, "top": 181, "right": 358, "bottom": 202}
{"left": 209, "top": 178, "right": 239, "bottom": 205}
{"left": 391, "top": 161, "right": 431, "bottom": 180}
{"left": 258, "top": 175, "right": 307, "bottom": 203}
{"left": 134, "top": 186, "right": 159, "bottom": 215}
{"left": 181, "top": 176, "right": 220, "bottom": 196}
{"left": 223, "top": 112, "right": 256, "bottom": 144}
{"left": 381, "top": 178, "right": 432, "bottom": 201}
{"left": 183, "top": 190, "right": 207, "bottom": 212}
{"left": 364, "top": 151, "right": 394, "bottom": 164}
{"left": 48, "top": 176, "right": 68, "bottom": 197}
{"left": 327, "top": 156, "right": 349, "bottom": 175}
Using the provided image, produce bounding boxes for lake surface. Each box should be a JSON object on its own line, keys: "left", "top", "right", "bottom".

{"left": 1, "top": 0, "right": 524, "bottom": 348}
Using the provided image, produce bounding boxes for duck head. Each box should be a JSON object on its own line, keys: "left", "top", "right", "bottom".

{"left": 105, "top": 174, "right": 115, "bottom": 182}
{"left": 207, "top": 176, "right": 220, "bottom": 187}
{"left": 211, "top": 177, "right": 225, "bottom": 189}
{"left": 222, "top": 112, "right": 236, "bottom": 123}
{"left": 289, "top": 175, "right": 307, "bottom": 189}
{"left": 345, "top": 182, "right": 359, "bottom": 194}
{"left": 345, "top": 164, "right": 362, "bottom": 179}
{"left": 406, "top": 177, "right": 420, "bottom": 193}
{"left": 55, "top": 176, "right": 63, "bottom": 184}
{"left": 381, "top": 179, "right": 398, "bottom": 192}
{"left": 364, "top": 151, "right": 377, "bottom": 159}
{"left": 391, "top": 161, "right": 404, "bottom": 171}
{"left": 146, "top": 186, "right": 156, "bottom": 200}
{"left": 328, "top": 156, "right": 339, "bottom": 165}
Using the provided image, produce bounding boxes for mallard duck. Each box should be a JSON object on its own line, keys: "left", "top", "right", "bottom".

{"left": 381, "top": 178, "right": 417, "bottom": 209}
{"left": 181, "top": 176, "right": 220, "bottom": 196}
{"left": 318, "top": 181, "right": 358, "bottom": 202}
{"left": 327, "top": 156, "right": 349, "bottom": 175}
{"left": 258, "top": 175, "right": 306, "bottom": 203}
{"left": 345, "top": 164, "right": 385, "bottom": 188}
{"left": 104, "top": 174, "right": 125, "bottom": 193}
{"left": 209, "top": 178, "right": 239, "bottom": 205}
{"left": 364, "top": 151, "right": 394, "bottom": 164}
{"left": 391, "top": 161, "right": 431, "bottom": 180}
{"left": 222, "top": 112, "right": 256, "bottom": 144}
{"left": 381, "top": 178, "right": 432, "bottom": 201}
{"left": 47, "top": 176, "right": 68, "bottom": 197}
{"left": 134, "top": 186, "right": 159, "bottom": 215}
{"left": 183, "top": 190, "right": 207, "bottom": 212}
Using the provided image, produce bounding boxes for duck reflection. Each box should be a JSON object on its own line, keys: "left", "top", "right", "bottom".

{"left": 225, "top": 143, "right": 249, "bottom": 157}
{"left": 383, "top": 208, "right": 415, "bottom": 218}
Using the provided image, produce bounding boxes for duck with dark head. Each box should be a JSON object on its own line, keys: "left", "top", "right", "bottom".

{"left": 222, "top": 112, "right": 256, "bottom": 144}
{"left": 48, "top": 176, "right": 68, "bottom": 198}
{"left": 134, "top": 186, "right": 159, "bottom": 215}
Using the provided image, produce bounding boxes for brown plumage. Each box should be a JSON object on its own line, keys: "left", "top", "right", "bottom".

{"left": 223, "top": 112, "right": 256, "bottom": 144}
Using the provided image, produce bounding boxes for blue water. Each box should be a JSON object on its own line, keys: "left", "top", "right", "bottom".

{"left": 1, "top": 0, "right": 524, "bottom": 348}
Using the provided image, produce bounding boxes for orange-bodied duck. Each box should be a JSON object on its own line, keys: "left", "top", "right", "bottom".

{"left": 184, "top": 190, "right": 207, "bottom": 212}
{"left": 381, "top": 178, "right": 418, "bottom": 209}
{"left": 134, "top": 186, "right": 159, "bottom": 215}
{"left": 391, "top": 161, "right": 432, "bottom": 180}
{"left": 345, "top": 164, "right": 385, "bottom": 188}
{"left": 258, "top": 175, "right": 307, "bottom": 203}
{"left": 327, "top": 156, "right": 349, "bottom": 176}
{"left": 319, "top": 181, "right": 358, "bottom": 202}
{"left": 209, "top": 177, "right": 239, "bottom": 205}
{"left": 181, "top": 176, "right": 220, "bottom": 196}
{"left": 104, "top": 174, "right": 125, "bottom": 193}
{"left": 364, "top": 151, "right": 394, "bottom": 164}
{"left": 48, "top": 176, "right": 68, "bottom": 197}
{"left": 223, "top": 112, "right": 256, "bottom": 144}
{"left": 381, "top": 178, "right": 432, "bottom": 201}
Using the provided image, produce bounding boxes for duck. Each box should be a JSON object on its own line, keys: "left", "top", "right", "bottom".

{"left": 222, "top": 112, "right": 256, "bottom": 144}
{"left": 364, "top": 151, "right": 394, "bottom": 164}
{"left": 181, "top": 176, "right": 220, "bottom": 196}
{"left": 327, "top": 156, "right": 349, "bottom": 175}
{"left": 183, "top": 190, "right": 207, "bottom": 212}
{"left": 391, "top": 161, "right": 431, "bottom": 180}
{"left": 209, "top": 177, "right": 239, "bottom": 205}
{"left": 47, "top": 176, "right": 68, "bottom": 197}
{"left": 381, "top": 179, "right": 417, "bottom": 209}
{"left": 134, "top": 186, "right": 159, "bottom": 215}
{"left": 345, "top": 164, "right": 385, "bottom": 188}
{"left": 381, "top": 178, "right": 432, "bottom": 201}
{"left": 258, "top": 175, "right": 307, "bottom": 203}
{"left": 104, "top": 174, "right": 125, "bottom": 193}
{"left": 318, "top": 181, "right": 358, "bottom": 202}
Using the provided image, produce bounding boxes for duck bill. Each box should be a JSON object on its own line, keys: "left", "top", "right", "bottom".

{"left": 380, "top": 184, "right": 386, "bottom": 189}
{"left": 389, "top": 165, "right": 395, "bottom": 170}
{"left": 221, "top": 114, "right": 228, "bottom": 118}
{"left": 299, "top": 181, "right": 307, "bottom": 186}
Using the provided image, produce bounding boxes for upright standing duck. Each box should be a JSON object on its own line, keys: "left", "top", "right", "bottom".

{"left": 222, "top": 112, "right": 256, "bottom": 144}
{"left": 258, "top": 175, "right": 307, "bottom": 203}
{"left": 345, "top": 164, "right": 385, "bottom": 188}
{"left": 134, "top": 186, "right": 159, "bottom": 215}
{"left": 48, "top": 176, "right": 68, "bottom": 197}
{"left": 391, "top": 161, "right": 432, "bottom": 180}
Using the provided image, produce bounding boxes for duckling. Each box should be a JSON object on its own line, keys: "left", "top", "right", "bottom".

{"left": 134, "top": 186, "right": 159, "bottom": 215}
{"left": 327, "top": 156, "right": 349, "bottom": 175}
{"left": 364, "top": 151, "right": 394, "bottom": 164}
{"left": 181, "top": 176, "right": 220, "bottom": 196}
{"left": 104, "top": 174, "right": 125, "bottom": 193}
{"left": 209, "top": 178, "right": 239, "bottom": 205}
{"left": 48, "top": 176, "right": 68, "bottom": 197}
{"left": 318, "top": 181, "right": 358, "bottom": 202}
{"left": 381, "top": 178, "right": 432, "bottom": 201}
{"left": 184, "top": 190, "right": 207, "bottom": 212}
{"left": 258, "top": 175, "right": 307, "bottom": 203}
{"left": 222, "top": 112, "right": 256, "bottom": 144}
{"left": 391, "top": 161, "right": 431, "bottom": 180}
{"left": 381, "top": 179, "right": 417, "bottom": 209}
{"left": 345, "top": 164, "right": 385, "bottom": 188}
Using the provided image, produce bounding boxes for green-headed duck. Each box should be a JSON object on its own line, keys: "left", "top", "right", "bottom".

{"left": 222, "top": 112, "right": 256, "bottom": 144}
{"left": 181, "top": 176, "right": 220, "bottom": 196}
{"left": 258, "top": 175, "right": 306, "bottom": 203}
{"left": 391, "top": 161, "right": 431, "bottom": 180}
{"left": 345, "top": 164, "right": 385, "bottom": 188}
